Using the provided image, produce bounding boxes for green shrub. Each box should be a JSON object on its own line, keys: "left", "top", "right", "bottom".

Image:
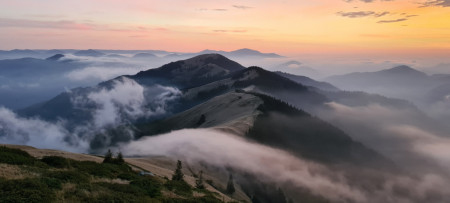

{"left": 0, "top": 146, "right": 37, "bottom": 166}
{"left": 44, "top": 170, "right": 90, "bottom": 184}
{"left": 130, "top": 177, "right": 162, "bottom": 197}
{"left": 117, "top": 172, "right": 139, "bottom": 181}
{"left": 40, "top": 177, "right": 62, "bottom": 189}
{"left": 0, "top": 178, "right": 55, "bottom": 202}
{"left": 92, "top": 182, "right": 154, "bottom": 202}
{"left": 164, "top": 180, "right": 192, "bottom": 197}
{"left": 41, "top": 156, "right": 70, "bottom": 168}
{"left": 71, "top": 160, "right": 131, "bottom": 179}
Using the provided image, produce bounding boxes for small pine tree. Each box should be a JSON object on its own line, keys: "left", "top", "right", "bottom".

{"left": 172, "top": 160, "right": 184, "bottom": 181}
{"left": 276, "top": 187, "right": 287, "bottom": 203}
{"left": 116, "top": 151, "right": 125, "bottom": 164}
{"left": 195, "top": 170, "right": 205, "bottom": 189}
{"left": 226, "top": 174, "right": 235, "bottom": 195}
{"left": 103, "top": 149, "right": 113, "bottom": 163}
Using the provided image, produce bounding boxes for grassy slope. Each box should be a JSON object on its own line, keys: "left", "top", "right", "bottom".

{"left": 0, "top": 145, "right": 243, "bottom": 203}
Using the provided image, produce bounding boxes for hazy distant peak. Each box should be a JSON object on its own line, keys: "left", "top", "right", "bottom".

{"left": 73, "top": 49, "right": 105, "bottom": 57}
{"left": 132, "top": 52, "right": 157, "bottom": 58}
{"left": 382, "top": 65, "right": 423, "bottom": 74}
{"left": 45, "top": 54, "right": 65, "bottom": 61}
{"left": 230, "top": 48, "right": 282, "bottom": 58}
{"left": 281, "top": 60, "right": 302, "bottom": 66}
{"left": 379, "top": 65, "right": 428, "bottom": 78}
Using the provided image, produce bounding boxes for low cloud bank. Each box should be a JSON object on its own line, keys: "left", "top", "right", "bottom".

{"left": 0, "top": 77, "right": 181, "bottom": 152}
{"left": 0, "top": 107, "right": 89, "bottom": 152}
{"left": 119, "top": 128, "right": 450, "bottom": 202}
{"left": 320, "top": 102, "right": 450, "bottom": 173}
{"left": 66, "top": 66, "right": 143, "bottom": 81}
{"left": 121, "top": 129, "right": 367, "bottom": 202}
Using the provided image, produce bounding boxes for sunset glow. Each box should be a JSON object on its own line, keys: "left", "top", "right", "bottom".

{"left": 0, "top": 0, "right": 449, "bottom": 56}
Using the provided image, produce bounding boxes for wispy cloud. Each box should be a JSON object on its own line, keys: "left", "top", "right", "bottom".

{"left": 198, "top": 8, "right": 228, "bottom": 11}
{"left": 344, "top": 0, "right": 394, "bottom": 3}
{"left": 337, "top": 11, "right": 390, "bottom": 18}
{"left": 0, "top": 18, "right": 169, "bottom": 33}
{"left": 213, "top": 29, "right": 247, "bottom": 33}
{"left": 421, "top": 0, "right": 450, "bottom": 7}
{"left": 377, "top": 18, "right": 408, "bottom": 23}
{"left": 233, "top": 5, "right": 253, "bottom": 10}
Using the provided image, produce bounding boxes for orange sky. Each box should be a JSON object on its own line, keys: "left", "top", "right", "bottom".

{"left": 0, "top": 0, "right": 449, "bottom": 57}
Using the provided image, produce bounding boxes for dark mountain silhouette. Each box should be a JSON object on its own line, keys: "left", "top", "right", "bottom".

{"left": 46, "top": 54, "right": 65, "bottom": 61}
{"left": 132, "top": 54, "right": 245, "bottom": 88}
{"left": 18, "top": 54, "right": 246, "bottom": 123}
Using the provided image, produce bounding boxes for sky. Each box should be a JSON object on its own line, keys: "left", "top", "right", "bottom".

{"left": 0, "top": 0, "right": 449, "bottom": 57}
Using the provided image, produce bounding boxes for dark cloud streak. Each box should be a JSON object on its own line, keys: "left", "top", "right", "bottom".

{"left": 421, "top": 0, "right": 450, "bottom": 7}
{"left": 336, "top": 11, "right": 390, "bottom": 18}
{"left": 377, "top": 18, "right": 408, "bottom": 23}
{"left": 233, "top": 5, "right": 253, "bottom": 9}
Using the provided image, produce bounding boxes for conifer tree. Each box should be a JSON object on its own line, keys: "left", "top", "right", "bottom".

{"left": 195, "top": 170, "right": 205, "bottom": 189}
{"left": 116, "top": 151, "right": 125, "bottom": 164}
{"left": 103, "top": 149, "right": 113, "bottom": 163}
{"left": 276, "top": 187, "right": 287, "bottom": 203}
{"left": 226, "top": 174, "right": 235, "bottom": 194}
{"left": 172, "top": 160, "right": 184, "bottom": 181}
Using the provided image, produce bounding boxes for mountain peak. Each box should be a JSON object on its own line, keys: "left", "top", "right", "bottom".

{"left": 133, "top": 53, "right": 157, "bottom": 58}
{"left": 230, "top": 48, "right": 282, "bottom": 58}
{"left": 133, "top": 54, "right": 245, "bottom": 87}
{"left": 381, "top": 65, "right": 427, "bottom": 77}
{"left": 183, "top": 54, "right": 245, "bottom": 72}
{"left": 46, "top": 54, "right": 65, "bottom": 61}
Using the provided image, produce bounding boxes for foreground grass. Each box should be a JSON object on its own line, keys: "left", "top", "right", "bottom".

{"left": 0, "top": 146, "right": 224, "bottom": 203}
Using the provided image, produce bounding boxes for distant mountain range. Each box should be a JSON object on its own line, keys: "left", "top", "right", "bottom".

{"left": 325, "top": 65, "right": 450, "bottom": 106}
{"left": 0, "top": 48, "right": 283, "bottom": 60}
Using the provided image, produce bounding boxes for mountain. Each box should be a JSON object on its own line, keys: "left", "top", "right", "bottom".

{"left": 275, "top": 71, "right": 339, "bottom": 91}
{"left": 46, "top": 54, "right": 65, "bottom": 61}
{"left": 326, "top": 65, "right": 429, "bottom": 88}
{"left": 193, "top": 48, "right": 283, "bottom": 59}
{"left": 136, "top": 91, "right": 388, "bottom": 166}
{"left": 0, "top": 57, "right": 85, "bottom": 109}
{"left": 0, "top": 57, "right": 80, "bottom": 78}
{"left": 132, "top": 54, "right": 245, "bottom": 88}
{"left": 324, "top": 65, "right": 447, "bottom": 103}
{"left": 19, "top": 54, "right": 436, "bottom": 155}
{"left": 132, "top": 53, "right": 158, "bottom": 58}
{"left": 0, "top": 49, "right": 42, "bottom": 59}
{"left": 73, "top": 49, "right": 106, "bottom": 57}
{"left": 227, "top": 48, "right": 282, "bottom": 58}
